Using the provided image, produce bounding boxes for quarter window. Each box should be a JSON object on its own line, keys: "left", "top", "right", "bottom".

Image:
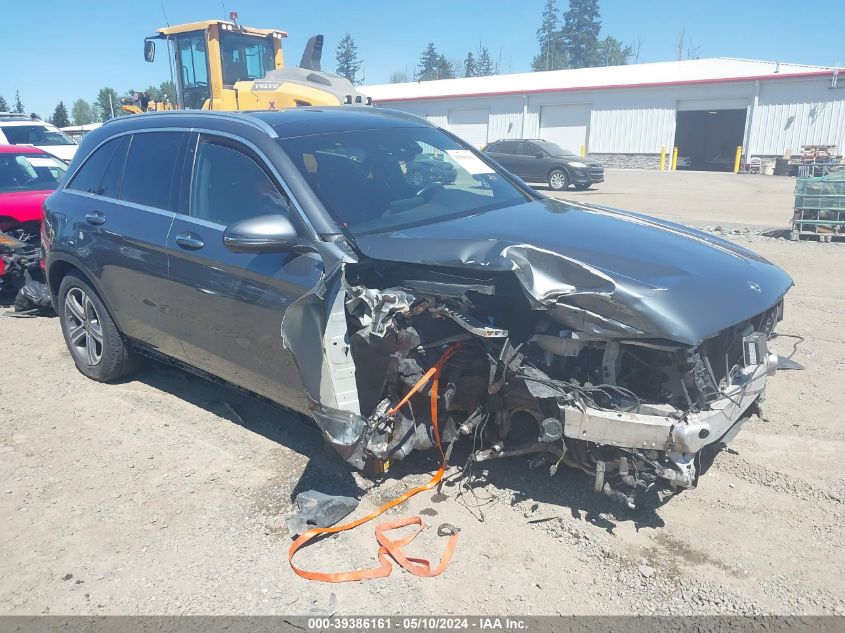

{"left": 67, "top": 137, "right": 123, "bottom": 195}
{"left": 121, "top": 132, "right": 187, "bottom": 211}
{"left": 190, "top": 138, "right": 288, "bottom": 226}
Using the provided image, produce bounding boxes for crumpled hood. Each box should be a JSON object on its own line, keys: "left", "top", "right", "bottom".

{"left": 0, "top": 190, "right": 51, "bottom": 224}
{"left": 353, "top": 197, "right": 793, "bottom": 345}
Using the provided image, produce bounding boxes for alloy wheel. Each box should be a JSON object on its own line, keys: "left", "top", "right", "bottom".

{"left": 64, "top": 287, "right": 104, "bottom": 366}
{"left": 550, "top": 171, "right": 566, "bottom": 190}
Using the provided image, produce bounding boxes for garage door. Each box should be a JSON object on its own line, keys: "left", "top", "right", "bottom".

{"left": 447, "top": 108, "right": 489, "bottom": 148}
{"left": 539, "top": 104, "right": 590, "bottom": 154}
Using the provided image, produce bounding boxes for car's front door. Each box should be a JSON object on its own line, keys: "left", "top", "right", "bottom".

{"left": 165, "top": 133, "right": 321, "bottom": 411}
{"left": 519, "top": 142, "right": 549, "bottom": 181}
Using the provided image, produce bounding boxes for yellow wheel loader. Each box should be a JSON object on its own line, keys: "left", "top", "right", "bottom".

{"left": 122, "top": 13, "right": 368, "bottom": 114}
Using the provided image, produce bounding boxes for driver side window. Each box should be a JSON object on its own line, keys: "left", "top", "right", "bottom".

{"left": 189, "top": 138, "right": 289, "bottom": 227}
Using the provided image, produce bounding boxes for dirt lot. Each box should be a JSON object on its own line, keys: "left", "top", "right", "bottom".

{"left": 1, "top": 169, "right": 843, "bottom": 616}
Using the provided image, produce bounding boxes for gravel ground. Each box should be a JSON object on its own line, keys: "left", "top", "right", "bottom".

{"left": 1, "top": 170, "right": 843, "bottom": 616}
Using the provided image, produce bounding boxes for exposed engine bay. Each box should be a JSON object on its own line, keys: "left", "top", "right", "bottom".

{"left": 283, "top": 243, "right": 790, "bottom": 508}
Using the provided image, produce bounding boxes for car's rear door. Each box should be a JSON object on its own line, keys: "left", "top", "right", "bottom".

{"left": 487, "top": 141, "right": 522, "bottom": 175}
{"left": 165, "top": 132, "right": 320, "bottom": 411}
{"left": 60, "top": 130, "right": 188, "bottom": 359}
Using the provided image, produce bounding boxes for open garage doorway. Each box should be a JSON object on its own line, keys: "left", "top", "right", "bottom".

{"left": 674, "top": 108, "right": 747, "bottom": 171}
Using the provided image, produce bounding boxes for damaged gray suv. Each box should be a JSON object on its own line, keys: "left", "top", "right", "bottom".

{"left": 43, "top": 107, "right": 792, "bottom": 507}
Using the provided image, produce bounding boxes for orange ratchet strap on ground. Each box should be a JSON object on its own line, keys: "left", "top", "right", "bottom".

{"left": 288, "top": 343, "right": 462, "bottom": 582}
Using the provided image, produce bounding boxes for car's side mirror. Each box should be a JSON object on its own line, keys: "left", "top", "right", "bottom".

{"left": 223, "top": 214, "right": 298, "bottom": 253}
{"left": 534, "top": 152, "right": 545, "bottom": 158}
{"left": 144, "top": 40, "right": 156, "bottom": 63}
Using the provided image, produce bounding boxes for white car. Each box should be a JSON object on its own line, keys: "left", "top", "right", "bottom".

{"left": 0, "top": 113, "right": 78, "bottom": 162}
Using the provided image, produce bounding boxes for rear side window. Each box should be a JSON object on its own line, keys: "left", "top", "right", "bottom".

{"left": 67, "top": 137, "right": 124, "bottom": 195}
{"left": 190, "top": 138, "right": 289, "bottom": 226}
{"left": 121, "top": 132, "right": 187, "bottom": 211}
{"left": 496, "top": 141, "right": 518, "bottom": 154}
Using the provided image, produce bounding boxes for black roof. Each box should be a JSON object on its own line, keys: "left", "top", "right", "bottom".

{"left": 252, "top": 106, "right": 429, "bottom": 138}
{"left": 98, "top": 106, "right": 429, "bottom": 140}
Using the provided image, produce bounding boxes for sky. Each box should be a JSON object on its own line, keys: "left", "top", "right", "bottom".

{"left": 1, "top": 0, "right": 843, "bottom": 120}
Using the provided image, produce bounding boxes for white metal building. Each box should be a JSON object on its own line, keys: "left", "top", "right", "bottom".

{"left": 361, "top": 58, "right": 845, "bottom": 170}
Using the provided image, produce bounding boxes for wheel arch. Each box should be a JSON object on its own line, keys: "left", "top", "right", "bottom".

{"left": 546, "top": 164, "right": 571, "bottom": 180}
{"left": 47, "top": 255, "right": 124, "bottom": 332}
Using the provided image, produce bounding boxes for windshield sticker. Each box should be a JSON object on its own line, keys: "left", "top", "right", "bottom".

{"left": 25, "top": 157, "right": 61, "bottom": 167}
{"left": 445, "top": 149, "right": 495, "bottom": 175}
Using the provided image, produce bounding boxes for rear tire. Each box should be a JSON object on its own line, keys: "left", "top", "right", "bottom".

{"left": 58, "top": 272, "right": 140, "bottom": 382}
{"left": 548, "top": 169, "right": 569, "bottom": 191}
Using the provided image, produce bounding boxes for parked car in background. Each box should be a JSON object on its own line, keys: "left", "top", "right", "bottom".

{"left": 0, "top": 145, "right": 67, "bottom": 298}
{"left": 42, "top": 108, "right": 792, "bottom": 507}
{"left": 405, "top": 152, "right": 457, "bottom": 186}
{"left": 484, "top": 139, "right": 604, "bottom": 191}
{"left": 0, "top": 113, "right": 79, "bottom": 163}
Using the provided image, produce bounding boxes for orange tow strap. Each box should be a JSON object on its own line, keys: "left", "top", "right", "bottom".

{"left": 288, "top": 343, "right": 462, "bottom": 582}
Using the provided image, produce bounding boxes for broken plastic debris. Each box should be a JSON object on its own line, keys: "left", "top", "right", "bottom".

{"left": 286, "top": 490, "right": 359, "bottom": 538}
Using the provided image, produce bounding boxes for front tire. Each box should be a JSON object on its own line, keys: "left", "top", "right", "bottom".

{"left": 58, "top": 272, "right": 140, "bottom": 381}
{"left": 548, "top": 169, "right": 569, "bottom": 191}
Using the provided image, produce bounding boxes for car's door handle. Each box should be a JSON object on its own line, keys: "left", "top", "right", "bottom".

{"left": 175, "top": 232, "right": 204, "bottom": 250}
{"left": 84, "top": 212, "right": 106, "bottom": 226}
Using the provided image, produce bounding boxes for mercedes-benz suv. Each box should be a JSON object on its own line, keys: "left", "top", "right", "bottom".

{"left": 42, "top": 108, "right": 792, "bottom": 506}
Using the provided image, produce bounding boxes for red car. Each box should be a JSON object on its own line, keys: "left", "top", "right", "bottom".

{"left": 0, "top": 145, "right": 67, "bottom": 302}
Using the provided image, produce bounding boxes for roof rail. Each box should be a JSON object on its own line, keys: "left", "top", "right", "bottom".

{"left": 101, "top": 110, "right": 279, "bottom": 138}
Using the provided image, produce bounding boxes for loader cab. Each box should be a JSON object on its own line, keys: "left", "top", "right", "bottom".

{"left": 146, "top": 20, "right": 285, "bottom": 110}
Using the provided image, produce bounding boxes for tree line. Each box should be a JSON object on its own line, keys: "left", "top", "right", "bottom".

{"left": 334, "top": 0, "right": 654, "bottom": 85}
{"left": 1, "top": 81, "right": 176, "bottom": 129}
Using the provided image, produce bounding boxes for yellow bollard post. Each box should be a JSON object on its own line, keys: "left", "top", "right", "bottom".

{"left": 659, "top": 146, "right": 666, "bottom": 171}
{"left": 580, "top": 145, "right": 586, "bottom": 157}
{"left": 671, "top": 147, "right": 678, "bottom": 171}
{"left": 733, "top": 146, "right": 742, "bottom": 173}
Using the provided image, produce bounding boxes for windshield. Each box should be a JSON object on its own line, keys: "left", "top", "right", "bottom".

{"left": 2, "top": 125, "right": 76, "bottom": 146}
{"left": 0, "top": 152, "right": 68, "bottom": 193}
{"left": 279, "top": 126, "right": 533, "bottom": 236}
{"left": 535, "top": 141, "right": 577, "bottom": 156}
{"left": 219, "top": 32, "right": 275, "bottom": 84}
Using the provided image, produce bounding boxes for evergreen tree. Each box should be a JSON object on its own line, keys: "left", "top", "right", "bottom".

{"left": 13, "top": 90, "right": 24, "bottom": 113}
{"left": 595, "top": 36, "right": 632, "bottom": 66}
{"left": 335, "top": 33, "right": 364, "bottom": 85}
{"left": 0, "top": 95, "right": 8, "bottom": 111}
{"left": 532, "top": 0, "right": 567, "bottom": 71}
{"left": 50, "top": 101, "right": 70, "bottom": 128}
{"left": 416, "top": 43, "right": 440, "bottom": 81}
{"left": 463, "top": 51, "right": 477, "bottom": 77}
{"left": 562, "top": 0, "right": 602, "bottom": 68}
{"left": 476, "top": 46, "right": 496, "bottom": 76}
{"left": 436, "top": 55, "right": 455, "bottom": 80}
{"left": 71, "top": 99, "right": 95, "bottom": 125}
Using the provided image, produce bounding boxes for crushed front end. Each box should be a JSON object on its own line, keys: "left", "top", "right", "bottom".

{"left": 283, "top": 239, "right": 792, "bottom": 508}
